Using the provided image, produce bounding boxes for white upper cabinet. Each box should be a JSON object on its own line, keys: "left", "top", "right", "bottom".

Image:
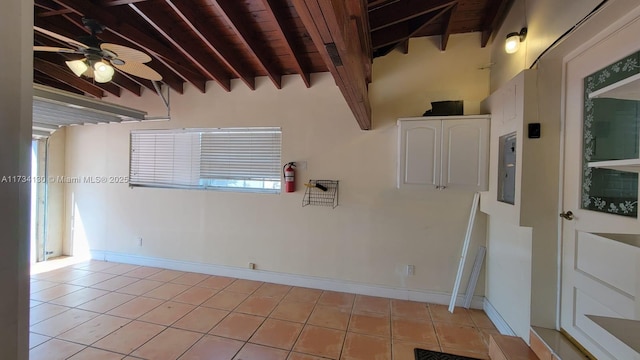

{"left": 398, "top": 115, "right": 490, "bottom": 191}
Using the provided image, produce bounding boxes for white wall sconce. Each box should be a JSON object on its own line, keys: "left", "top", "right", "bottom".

{"left": 505, "top": 27, "right": 527, "bottom": 54}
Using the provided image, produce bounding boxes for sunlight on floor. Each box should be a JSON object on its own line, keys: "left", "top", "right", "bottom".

{"left": 30, "top": 256, "right": 91, "bottom": 276}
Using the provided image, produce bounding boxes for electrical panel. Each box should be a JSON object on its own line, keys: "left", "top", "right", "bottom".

{"left": 498, "top": 132, "right": 517, "bottom": 204}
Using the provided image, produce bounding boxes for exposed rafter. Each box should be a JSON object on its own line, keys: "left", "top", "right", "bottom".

{"left": 211, "top": 0, "right": 282, "bottom": 89}
{"left": 110, "top": 72, "right": 142, "bottom": 96}
{"left": 480, "top": 0, "right": 514, "bottom": 47}
{"left": 260, "top": 0, "right": 311, "bottom": 88}
{"left": 372, "top": 4, "right": 454, "bottom": 52}
{"left": 292, "top": 0, "right": 372, "bottom": 130}
{"left": 367, "top": 0, "right": 399, "bottom": 9}
{"left": 34, "top": 73, "right": 83, "bottom": 94}
{"left": 128, "top": 2, "right": 231, "bottom": 91}
{"left": 34, "top": 58, "right": 105, "bottom": 98}
{"left": 101, "top": 0, "right": 148, "bottom": 6}
{"left": 369, "top": 0, "right": 456, "bottom": 31}
{"left": 440, "top": 3, "right": 458, "bottom": 51}
{"left": 165, "top": 0, "right": 256, "bottom": 90}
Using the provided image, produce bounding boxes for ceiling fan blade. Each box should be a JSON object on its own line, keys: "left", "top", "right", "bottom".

{"left": 34, "top": 26, "right": 88, "bottom": 49}
{"left": 113, "top": 62, "right": 162, "bottom": 81}
{"left": 101, "top": 43, "right": 152, "bottom": 63}
{"left": 34, "top": 46, "right": 80, "bottom": 54}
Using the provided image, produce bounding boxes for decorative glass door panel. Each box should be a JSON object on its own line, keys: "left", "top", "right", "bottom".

{"left": 582, "top": 51, "right": 640, "bottom": 217}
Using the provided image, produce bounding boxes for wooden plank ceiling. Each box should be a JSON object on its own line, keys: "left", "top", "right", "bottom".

{"left": 33, "top": 0, "right": 511, "bottom": 130}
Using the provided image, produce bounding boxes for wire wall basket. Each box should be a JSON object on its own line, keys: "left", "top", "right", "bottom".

{"left": 302, "top": 180, "right": 339, "bottom": 208}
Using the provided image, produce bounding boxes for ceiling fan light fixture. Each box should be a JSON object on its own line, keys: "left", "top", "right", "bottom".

{"left": 93, "top": 61, "right": 114, "bottom": 83}
{"left": 66, "top": 59, "right": 89, "bottom": 77}
{"left": 93, "top": 60, "right": 109, "bottom": 73}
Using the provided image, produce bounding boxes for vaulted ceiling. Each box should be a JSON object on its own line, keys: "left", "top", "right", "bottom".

{"left": 33, "top": 0, "right": 512, "bottom": 130}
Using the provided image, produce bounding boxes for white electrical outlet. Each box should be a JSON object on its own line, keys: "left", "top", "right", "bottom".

{"left": 136, "top": 237, "right": 142, "bottom": 246}
{"left": 249, "top": 262, "right": 256, "bottom": 270}
{"left": 296, "top": 161, "right": 307, "bottom": 170}
{"left": 407, "top": 265, "right": 415, "bottom": 276}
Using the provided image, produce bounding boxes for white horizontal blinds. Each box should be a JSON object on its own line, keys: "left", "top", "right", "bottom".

{"left": 130, "top": 130, "right": 201, "bottom": 187}
{"left": 200, "top": 128, "right": 281, "bottom": 182}
{"left": 129, "top": 127, "right": 281, "bottom": 192}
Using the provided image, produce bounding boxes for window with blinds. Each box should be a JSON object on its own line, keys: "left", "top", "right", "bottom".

{"left": 130, "top": 127, "right": 282, "bottom": 193}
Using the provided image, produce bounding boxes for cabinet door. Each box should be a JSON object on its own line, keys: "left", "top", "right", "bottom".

{"left": 441, "top": 118, "right": 489, "bottom": 191}
{"left": 398, "top": 120, "right": 441, "bottom": 188}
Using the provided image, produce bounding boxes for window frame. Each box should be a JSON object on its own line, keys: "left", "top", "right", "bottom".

{"left": 129, "top": 127, "right": 282, "bottom": 194}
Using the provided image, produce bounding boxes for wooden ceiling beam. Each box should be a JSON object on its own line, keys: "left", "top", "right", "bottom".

{"left": 292, "top": 0, "right": 371, "bottom": 130}
{"left": 118, "top": 71, "right": 156, "bottom": 93}
{"left": 211, "top": 0, "right": 282, "bottom": 89}
{"left": 480, "top": 0, "right": 514, "bottom": 47}
{"left": 92, "top": 80, "right": 122, "bottom": 98}
{"left": 129, "top": 3, "right": 231, "bottom": 91}
{"left": 368, "top": 0, "right": 399, "bottom": 9}
{"left": 34, "top": 72, "right": 83, "bottom": 95}
{"left": 101, "top": 0, "right": 148, "bottom": 6}
{"left": 37, "top": 8, "right": 73, "bottom": 17}
{"left": 372, "top": 5, "right": 454, "bottom": 50}
{"left": 34, "top": 58, "right": 105, "bottom": 98}
{"left": 35, "top": 0, "right": 60, "bottom": 11}
{"left": 399, "top": 39, "right": 409, "bottom": 54}
{"left": 369, "top": 0, "right": 457, "bottom": 31}
{"left": 164, "top": 0, "right": 256, "bottom": 90}
{"left": 260, "top": 0, "right": 311, "bottom": 88}
{"left": 111, "top": 71, "right": 142, "bottom": 96}
{"left": 49, "top": 0, "right": 207, "bottom": 92}
{"left": 348, "top": 1, "right": 373, "bottom": 83}
{"left": 441, "top": 3, "right": 458, "bottom": 51}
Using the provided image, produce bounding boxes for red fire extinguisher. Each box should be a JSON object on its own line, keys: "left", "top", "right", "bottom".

{"left": 283, "top": 162, "right": 296, "bottom": 193}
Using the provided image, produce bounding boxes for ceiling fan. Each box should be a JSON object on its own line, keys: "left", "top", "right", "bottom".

{"left": 34, "top": 18, "right": 162, "bottom": 84}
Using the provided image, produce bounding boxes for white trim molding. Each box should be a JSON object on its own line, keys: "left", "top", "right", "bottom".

{"left": 484, "top": 298, "right": 516, "bottom": 336}
{"left": 92, "top": 250, "right": 485, "bottom": 309}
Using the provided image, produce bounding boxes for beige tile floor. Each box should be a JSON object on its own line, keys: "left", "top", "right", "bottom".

{"left": 29, "top": 259, "right": 499, "bottom": 360}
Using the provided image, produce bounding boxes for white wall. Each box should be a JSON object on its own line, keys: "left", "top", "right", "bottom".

{"left": 490, "top": 0, "right": 603, "bottom": 91}
{"left": 61, "top": 34, "right": 491, "bottom": 301}
{"left": 480, "top": 70, "right": 559, "bottom": 339}
{"left": 485, "top": 217, "right": 532, "bottom": 338}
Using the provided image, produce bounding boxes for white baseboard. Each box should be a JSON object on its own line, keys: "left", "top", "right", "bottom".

{"left": 484, "top": 298, "right": 516, "bottom": 335}
{"left": 92, "top": 250, "right": 485, "bottom": 309}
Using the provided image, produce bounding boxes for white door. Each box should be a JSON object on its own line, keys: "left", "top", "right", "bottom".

{"left": 561, "top": 16, "right": 640, "bottom": 360}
